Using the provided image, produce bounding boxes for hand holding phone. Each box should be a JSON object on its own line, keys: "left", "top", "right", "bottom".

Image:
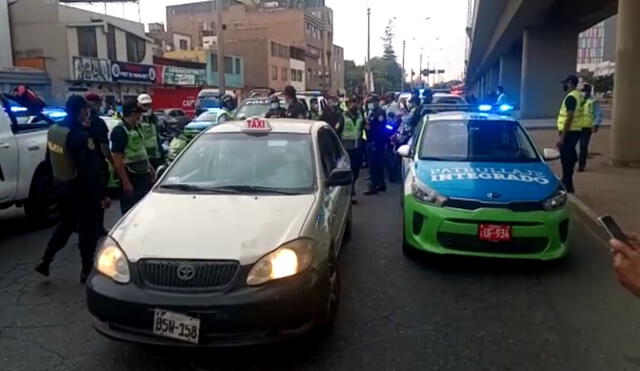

{"left": 599, "top": 215, "right": 631, "bottom": 245}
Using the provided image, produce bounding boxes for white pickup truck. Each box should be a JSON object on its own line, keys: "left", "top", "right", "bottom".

{"left": 0, "top": 96, "right": 58, "bottom": 223}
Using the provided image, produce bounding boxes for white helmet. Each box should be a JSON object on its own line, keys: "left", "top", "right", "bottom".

{"left": 137, "top": 94, "right": 152, "bottom": 105}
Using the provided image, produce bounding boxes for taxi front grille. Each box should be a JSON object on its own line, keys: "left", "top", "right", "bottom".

{"left": 137, "top": 260, "right": 239, "bottom": 292}
{"left": 437, "top": 232, "right": 548, "bottom": 255}
{"left": 443, "top": 198, "right": 544, "bottom": 212}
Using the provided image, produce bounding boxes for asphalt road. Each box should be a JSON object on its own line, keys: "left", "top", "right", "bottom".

{"left": 1, "top": 182, "right": 640, "bottom": 371}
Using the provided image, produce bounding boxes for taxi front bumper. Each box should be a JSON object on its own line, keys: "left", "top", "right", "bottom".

{"left": 86, "top": 265, "right": 328, "bottom": 347}
{"left": 403, "top": 196, "right": 570, "bottom": 260}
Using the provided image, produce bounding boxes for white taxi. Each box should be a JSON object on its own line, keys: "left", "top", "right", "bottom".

{"left": 87, "top": 118, "right": 353, "bottom": 346}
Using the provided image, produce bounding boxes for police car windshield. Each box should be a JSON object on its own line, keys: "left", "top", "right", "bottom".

{"left": 235, "top": 99, "right": 272, "bottom": 119}
{"left": 160, "top": 133, "right": 315, "bottom": 194}
{"left": 419, "top": 120, "right": 539, "bottom": 163}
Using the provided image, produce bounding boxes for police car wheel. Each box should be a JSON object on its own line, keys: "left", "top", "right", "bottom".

{"left": 24, "top": 168, "right": 59, "bottom": 225}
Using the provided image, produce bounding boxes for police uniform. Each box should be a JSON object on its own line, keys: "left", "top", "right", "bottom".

{"left": 139, "top": 113, "right": 162, "bottom": 168}
{"left": 342, "top": 110, "right": 365, "bottom": 198}
{"left": 266, "top": 107, "right": 286, "bottom": 118}
{"left": 88, "top": 111, "right": 111, "bottom": 235}
{"left": 578, "top": 96, "right": 595, "bottom": 171}
{"left": 111, "top": 116, "right": 152, "bottom": 215}
{"left": 36, "top": 97, "right": 106, "bottom": 282}
{"left": 556, "top": 88, "right": 583, "bottom": 193}
{"left": 365, "top": 105, "right": 388, "bottom": 194}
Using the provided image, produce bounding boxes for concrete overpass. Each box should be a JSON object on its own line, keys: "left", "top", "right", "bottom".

{"left": 466, "top": 0, "right": 640, "bottom": 167}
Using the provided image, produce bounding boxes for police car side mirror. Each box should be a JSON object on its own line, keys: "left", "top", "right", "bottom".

{"left": 326, "top": 168, "right": 352, "bottom": 187}
{"left": 397, "top": 145, "right": 412, "bottom": 158}
{"left": 543, "top": 148, "right": 561, "bottom": 161}
{"left": 156, "top": 165, "right": 168, "bottom": 179}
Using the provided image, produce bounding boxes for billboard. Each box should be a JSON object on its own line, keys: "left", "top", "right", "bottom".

{"left": 72, "top": 56, "right": 111, "bottom": 82}
{"left": 111, "top": 61, "right": 157, "bottom": 84}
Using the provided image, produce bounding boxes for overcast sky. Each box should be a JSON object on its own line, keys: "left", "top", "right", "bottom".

{"left": 69, "top": 0, "right": 468, "bottom": 81}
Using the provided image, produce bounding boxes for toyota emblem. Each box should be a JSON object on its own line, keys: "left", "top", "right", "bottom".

{"left": 177, "top": 264, "right": 195, "bottom": 281}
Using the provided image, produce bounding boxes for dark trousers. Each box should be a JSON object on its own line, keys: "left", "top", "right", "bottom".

{"left": 366, "top": 142, "right": 386, "bottom": 191}
{"left": 559, "top": 131, "right": 582, "bottom": 193}
{"left": 346, "top": 146, "right": 363, "bottom": 196}
{"left": 578, "top": 128, "right": 593, "bottom": 170}
{"left": 120, "top": 172, "right": 152, "bottom": 215}
{"left": 43, "top": 185, "right": 100, "bottom": 274}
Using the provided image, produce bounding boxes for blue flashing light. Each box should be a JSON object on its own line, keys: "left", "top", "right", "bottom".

{"left": 46, "top": 111, "right": 67, "bottom": 119}
{"left": 499, "top": 104, "right": 514, "bottom": 112}
{"left": 10, "top": 106, "right": 27, "bottom": 112}
{"left": 385, "top": 124, "right": 394, "bottom": 131}
{"left": 478, "top": 104, "right": 492, "bottom": 112}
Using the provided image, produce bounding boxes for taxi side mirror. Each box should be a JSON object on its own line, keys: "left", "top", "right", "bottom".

{"left": 156, "top": 165, "right": 168, "bottom": 179}
{"left": 327, "top": 168, "right": 352, "bottom": 187}
{"left": 397, "top": 145, "right": 412, "bottom": 158}
{"left": 543, "top": 148, "right": 561, "bottom": 161}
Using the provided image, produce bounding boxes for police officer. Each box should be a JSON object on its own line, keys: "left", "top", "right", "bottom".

{"left": 111, "top": 100, "right": 153, "bottom": 214}
{"left": 137, "top": 94, "right": 162, "bottom": 168}
{"left": 35, "top": 96, "right": 111, "bottom": 283}
{"left": 167, "top": 128, "right": 198, "bottom": 163}
{"left": 320, "top": 95, "right": 345, "bottom": 136}
{"left": 364, "top": 94, "right": 387, "bottom": 195}
{"left": 556, "top": 75, "right": 583, "bottom": 193}
{"left": 309, "top": 97, "right": 321, "bottom": 120}
{"left": 342, "top": 97, "right": 365, "bottom": 203}
{"left": 283, "top": 85, "right": 308, "bottom": 119}
{"left": 578, "top": 83, "right": 599, "bottom": 172}
{"left": 265, "top": 95, "right": 286, "bottom": 118}
{"left": 85, "top": 92, "right": 112, "bottom": 236}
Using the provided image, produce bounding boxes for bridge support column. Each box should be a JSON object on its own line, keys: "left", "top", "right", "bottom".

{"left": 499, "top": 45, "right": 522, "bottom": 108}
{"left": 520, "top": 26, "right": 577, "bottom": 119}
{"left": 611, "top": 0, "right": 640, "bottom": 167}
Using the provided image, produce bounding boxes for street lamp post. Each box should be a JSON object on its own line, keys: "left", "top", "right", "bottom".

{"left": 214, "top": 0, "right": 226, "bottom": 95}
{"left": 402, "top": 40, "right": 406, "bottom": 91}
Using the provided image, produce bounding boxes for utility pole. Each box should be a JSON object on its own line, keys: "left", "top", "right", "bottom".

{"left": 401, "top": 40, "right": 406, "bottom": 91}
{"left": 215, "top": 0, "right": 226, "bottom": 95}
{"left": 419, "top": 53, "right": 423, "bottom": 88}
{"left": 366, "top": 7, "right": 371, "bottom": 93}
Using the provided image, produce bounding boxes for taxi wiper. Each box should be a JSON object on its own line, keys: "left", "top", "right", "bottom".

{"left": 158, "top": 184, "right": 239, "bottom": 194}
{"left": 210, "top": 185, "right": 301, "bottom": 195}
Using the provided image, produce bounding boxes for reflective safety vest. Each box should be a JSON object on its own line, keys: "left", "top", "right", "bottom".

{"left": 139, "top": 116, "right": 160, "bottom": 159}
{"left": 119, "top": 123, "right": 150, "bottom": 174}
{"left": 579, "top": 98, "right": 595, "bottom": 129}
{"left": 47, "top": 124, "right": 77, "bottom": 182}
{"left": 342, "top": 112, "right": 364, "bottom": 149}
{"left": 309, "top": 110, "right": 321, "bottom": 120}
{"left": 167, "top": 133, "right": 191, "bottom": 163}
{"left": 557, "top": 90, "right": 583, "bottom": 132}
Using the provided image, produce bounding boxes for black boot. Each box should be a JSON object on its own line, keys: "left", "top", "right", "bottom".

{"left": 34, "top": 260, "right": 50, "bottom": 277}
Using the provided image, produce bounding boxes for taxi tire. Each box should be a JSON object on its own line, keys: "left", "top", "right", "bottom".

{"left": 313, "top": 251, "right": 340, "bottom": 338}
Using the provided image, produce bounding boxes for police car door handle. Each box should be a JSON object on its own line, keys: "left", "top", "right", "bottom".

{"left": 28, "top": 145, "right": 40, "bottom": 151}
{"left": 0, "top": 142, "right": 10, "bottom": 149}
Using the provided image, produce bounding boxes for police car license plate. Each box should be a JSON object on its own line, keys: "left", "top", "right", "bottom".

{"left": 478, "top": 224, "right": 512, "bottom": 242}
{"left": 153, "top": 309, "right": 200, "bottom": 344}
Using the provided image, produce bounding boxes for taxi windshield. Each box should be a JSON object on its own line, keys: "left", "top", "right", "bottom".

{"left": 419, "top": 120, "right": 539, "bottom": 163}
{"left": 160, "top": 133, "right": 315, "bottom": 194}
{"left": 234, "top": 99, "right": 272, "bottom": 119}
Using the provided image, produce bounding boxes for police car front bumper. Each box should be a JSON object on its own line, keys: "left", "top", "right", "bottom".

{"left": 403, "top": 196, "right": 570, "bottom": 260}
{"left": 86, "top": 265, "right": 328, "bottom": 347}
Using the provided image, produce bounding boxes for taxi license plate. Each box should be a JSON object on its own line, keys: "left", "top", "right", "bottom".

{"left": 153, "top": 310, "right": 200, "bottom": 344}
{"left": 478, "top": 224, "right": 512, "bottom": 242}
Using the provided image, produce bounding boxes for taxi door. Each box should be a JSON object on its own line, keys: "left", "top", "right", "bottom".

{"left": 317, "top": 127, "right": 351, "bottom": 250}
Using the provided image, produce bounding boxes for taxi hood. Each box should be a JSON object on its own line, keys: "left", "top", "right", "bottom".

{"left": 110, "top": 192, "right": 316, "bottom": 265}
{"left": 414, "top": 161, "right": 560, "bottom": 202}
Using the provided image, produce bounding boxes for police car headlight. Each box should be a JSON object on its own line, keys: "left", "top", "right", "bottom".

{"left": 95, "top": 237, "right": 130, "bottom": 283}
{"left": 543, "top": 188, "right": 568, "bottom": 211}
{"left": 247, "top": 239, "right": 314, "bottom": 286}
{"left": 411, "top": 177, "right": 447, "bottom": 206}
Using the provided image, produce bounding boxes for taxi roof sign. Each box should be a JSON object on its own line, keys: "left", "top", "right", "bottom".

{"left": 244, "top": 117, "right": 273, "bottom": 132}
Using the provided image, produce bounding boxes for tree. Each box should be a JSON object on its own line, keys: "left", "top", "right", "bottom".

{"left": 381, "top": 19, "right": 397, "bottom": 62}
{"left": 344, "top": 60, "right": 365, "bottom": 95}
{"left": 367, "top": 18, "right": 403, "bottom": 93}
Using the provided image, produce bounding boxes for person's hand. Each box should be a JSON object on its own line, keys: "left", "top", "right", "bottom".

{"left": 101, "top": 197, "right": 112, "bottom": 209}
{"left": 611, "top": 233, "right": 640, "bottom": 297}
{"left": 122, "top": 181, "right": 134, "bottom": 197}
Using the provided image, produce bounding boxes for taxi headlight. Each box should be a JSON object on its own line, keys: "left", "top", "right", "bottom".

{"left": 95, "top": 237, "right": 130, "bottom": 283}
{"left": 543, "top": 188, "right": 568, "bottom": 211}
{"left": 411, "top": 176, "right": 447, "bottom": 206}
{"left": 247, "top": 239, "right": 315, "bottom": 286}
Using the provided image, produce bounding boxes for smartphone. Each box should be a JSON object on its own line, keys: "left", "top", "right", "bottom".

{"left": 598, "top": 215, "right": 630, "bottom": 244}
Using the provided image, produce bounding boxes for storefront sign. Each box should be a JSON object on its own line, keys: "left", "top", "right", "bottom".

{"left": 162, "top": 66, "right": 206, "bottom": 86}
{"left": 72, "top": 57, "right": 111, "bottom": 82}
{"left": 111, "top": 61, "right": 157, "bottom": 84}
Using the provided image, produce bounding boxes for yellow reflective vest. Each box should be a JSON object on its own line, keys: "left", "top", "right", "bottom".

{"left": 579, "top": 98, "right": 595, "bottom": 129}
{"left": 557, "top": 90, "right": 583, "bottom": 132}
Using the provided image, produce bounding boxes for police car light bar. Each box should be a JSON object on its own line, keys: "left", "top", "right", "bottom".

{"left": 478, "top": 104, "right": 493, "bottom": 112}
{"left": 10, "top": 106, "right": 27, "bottom": 112}
{"left": 499, "top": 104, "right": 514, "bottom": 112}
{"left": 243, "top": 117, "right": 273, "bottom": 133}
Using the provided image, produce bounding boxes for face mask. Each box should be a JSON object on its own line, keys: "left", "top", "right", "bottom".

{"left": 367, "top": 103, "right": 375, "bottom": 110}
{"left": 563, "top": 84, "right": 569, "bottom": 92}
{"left": 270, "top": 103, "right": 280, "bottom": 109}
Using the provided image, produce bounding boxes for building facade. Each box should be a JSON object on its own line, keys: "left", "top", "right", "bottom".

{"left": 577, "top": 16, "right": 617, "bottom": 76}
{"left": 331, "top": 45, "right": 344, "bottom": 95}
{"left": 166, "top": 0, "right": 340, "bottom": 92}
{"left": 10, "top": 0, "right": 155, "bottom": 105}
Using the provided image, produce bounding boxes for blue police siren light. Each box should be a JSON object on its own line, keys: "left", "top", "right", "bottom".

{"left": 478, "top": 104, "right": 492, "bottom": 112}
{"left": 46, "top": 111, "right": 67, "bottom": 119}
{"left": 499, "top": 104, "right": 514, "bottom": 112}
{"left": 385, "top": 124, "right": 394, "bottom": 131}
{"left": 10, "top": 106, "right": 27, "bottom": 112}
